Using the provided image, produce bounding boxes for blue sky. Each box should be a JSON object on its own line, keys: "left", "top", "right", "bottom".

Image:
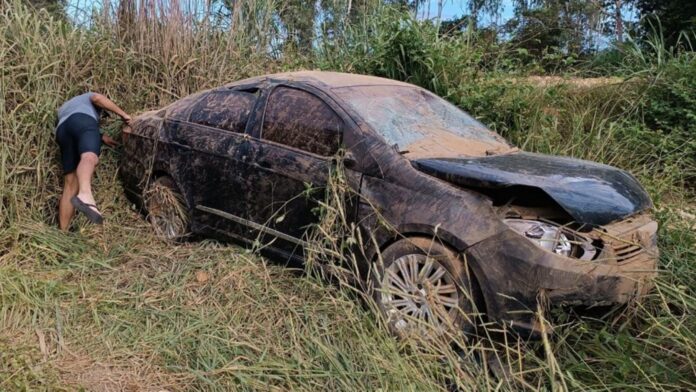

{"left": 66, "top": 1, "right": 515, "bottom": 25}
{"left": 419, "top": 0, "right": 516, "bottom": 23}
{"left": 66, "top": 0, "right": 636, "bottom": 29}
{"left": 421, "top": 0, "right": 638, "bottom": 25}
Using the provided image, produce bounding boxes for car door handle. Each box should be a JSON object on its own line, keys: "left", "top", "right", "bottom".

{"left": 170, "top": 141, "right": 192, "bottom": 151}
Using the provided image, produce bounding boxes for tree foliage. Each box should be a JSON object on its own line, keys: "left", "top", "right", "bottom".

{"left": 629, "top": 0, "right": 696, "bottom": 49}
{"left": 44, "top": 0, "right": 696, "bottom": 70}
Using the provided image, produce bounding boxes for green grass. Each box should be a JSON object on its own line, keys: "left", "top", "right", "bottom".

{"left": 1, "top": 1, "right": 695, "bottom": 390}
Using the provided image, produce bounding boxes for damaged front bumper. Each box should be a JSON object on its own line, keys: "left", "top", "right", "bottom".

{"left": 466, "top": 212, "right": 658, "bottom": 338}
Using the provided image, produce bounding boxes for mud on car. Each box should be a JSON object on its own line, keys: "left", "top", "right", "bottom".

{"left": 120, "top": 71, "right": 658, "bottom": 338}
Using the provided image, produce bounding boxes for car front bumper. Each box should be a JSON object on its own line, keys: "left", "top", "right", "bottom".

{"left": 465, "top": 212, "right": 658, "bottom": 338}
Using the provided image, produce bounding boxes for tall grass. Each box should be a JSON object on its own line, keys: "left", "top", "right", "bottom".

{"left": 1, "top": 1, "right": 694, "bottom": 390}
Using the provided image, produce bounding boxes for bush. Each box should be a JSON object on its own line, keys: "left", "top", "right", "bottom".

{"left": 641, "top": 56, "right": 696, "bottom": 185}
{"left": 1, "top": 2, "right": 694, "bottom": 390}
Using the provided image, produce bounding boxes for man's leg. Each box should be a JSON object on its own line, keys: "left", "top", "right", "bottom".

{"left": 58, "top": 173, "right": 79, "bottom": 231}
{"left": 75, "top": 152, "right": 100, "bottom": 213}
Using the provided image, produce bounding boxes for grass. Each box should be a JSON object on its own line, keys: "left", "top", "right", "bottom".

{"left": 1, "top": 1, "right": 695, "bottom": 390}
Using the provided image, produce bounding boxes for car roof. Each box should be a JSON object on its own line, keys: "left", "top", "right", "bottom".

{"left": 225, "top": 71, "right": 414, "bottom": 89}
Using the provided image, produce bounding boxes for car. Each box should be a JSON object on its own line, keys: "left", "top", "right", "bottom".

{"left": 120, "top": 71, "right": 658, "bottom": 339}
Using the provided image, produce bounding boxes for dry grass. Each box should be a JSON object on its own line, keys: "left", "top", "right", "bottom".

{"left": 1, "top": 1, "right": 695, "bottom": 390}
{"left": 514, "top": 76, "right": 625, "bottom": 88}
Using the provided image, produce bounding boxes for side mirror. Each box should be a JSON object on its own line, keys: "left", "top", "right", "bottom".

{"left": 332, "top": 151, "right": 357, "bottom": 169}
{"left": 333, "top": 151, "right": 382, "bottom": 178}
{"left": 344, "top": 154, "right": 357, "bottom": 169}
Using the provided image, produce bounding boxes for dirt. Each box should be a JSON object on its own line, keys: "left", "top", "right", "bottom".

{"left": 677, "top": 208, "right": 696, "bottom": 230}
{"left": 56, "top": 355, "right": 180, "bottom": 392}
{"left": 403, "top": 128, "right": 517, "bottom": 158}
{"left": 195, "top": 270, "right": 210, "bottom": 283}
{"left": 513, "top": 76, "right": 625, "bottom": 88}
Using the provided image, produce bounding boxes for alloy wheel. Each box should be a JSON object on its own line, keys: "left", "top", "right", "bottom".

{"left": 381, "top": 253, "right": 460, "bottom": 334}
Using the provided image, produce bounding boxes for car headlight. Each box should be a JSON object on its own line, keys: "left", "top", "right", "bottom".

{"left": 504, "top": 218, "right": 597, "bottom": 260}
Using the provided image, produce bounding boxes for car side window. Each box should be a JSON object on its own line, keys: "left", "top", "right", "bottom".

{"left": 166, "top": 91, "right": 206, "bottom": 121}
{"left": 262, "top": 87, "right": 342, "bottom": 156}
{"left": 189, "top": 91, "right": 256, "bottom": 133}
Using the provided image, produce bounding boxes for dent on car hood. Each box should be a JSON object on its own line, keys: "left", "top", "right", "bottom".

{"left": 412, "top": 152, "right": 652, "bottom": 226}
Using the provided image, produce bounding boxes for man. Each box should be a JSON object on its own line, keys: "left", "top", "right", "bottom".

{"left": 55, "top": 92, "right": 131, "bottom": 230}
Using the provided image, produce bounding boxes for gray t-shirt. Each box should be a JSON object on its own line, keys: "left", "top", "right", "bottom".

{"left": 55, "top": 92, "right": 101, "bottom": 132}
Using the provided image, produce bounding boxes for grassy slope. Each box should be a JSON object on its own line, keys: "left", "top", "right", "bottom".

{"left": 1, "top": 3, "right": 695, "bottom": 391}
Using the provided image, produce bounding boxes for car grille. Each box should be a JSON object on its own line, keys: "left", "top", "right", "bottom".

{"left": 597, "top": 213, "right": 658, "bottom": 264}
{"left": 613, "top": 242, "right": 644, "bottom": 263}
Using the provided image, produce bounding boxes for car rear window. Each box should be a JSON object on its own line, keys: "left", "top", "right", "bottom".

{"left": 189, "top": 90, "right": 256, "bottom": 133}
{"left": 165, "top": 91, "right": 206, "bottom": 121}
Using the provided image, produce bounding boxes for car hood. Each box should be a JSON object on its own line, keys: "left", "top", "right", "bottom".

{"left": 412, "top": 152, "right": 652, "bottom": 226}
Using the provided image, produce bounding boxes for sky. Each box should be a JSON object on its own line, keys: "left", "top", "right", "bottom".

{"left": 65, "top": 0, "right": 636, "bottom": 32}
{"left": 418, "top": 0, "right": 516, "bottom": 24}
{"left": 420, "top": 0, "right": 639, "bottom": 26}
{"left": 66, "top": 1, "right": 516, "bottom": 25}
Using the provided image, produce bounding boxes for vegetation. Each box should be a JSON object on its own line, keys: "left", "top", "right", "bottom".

{"left": 1, "top": 0, "right": 694, "bottom": 390}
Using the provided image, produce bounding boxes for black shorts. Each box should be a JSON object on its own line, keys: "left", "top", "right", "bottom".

{"left": 55, "top": 113, "right": 101, "bottom": 174}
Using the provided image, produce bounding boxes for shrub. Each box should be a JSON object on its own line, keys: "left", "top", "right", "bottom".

{"left": 641, "top": 55, "right": 696, "bottom": 185}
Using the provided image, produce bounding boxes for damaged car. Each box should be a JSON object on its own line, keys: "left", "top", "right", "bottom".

{"left": 120, "top": 71, "right": 658, "bottom": 338}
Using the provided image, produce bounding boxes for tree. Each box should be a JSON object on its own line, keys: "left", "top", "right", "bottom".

{"left": 600, "top": 0, "right": 624, "bottom": 42}
{"left": 278, "top": 0, "right": 318, "bottom": 55}
{"left": 505, "top": 0, "right": 602, "bottom": 63}
{"left": 613, "top": 0, "right": 623, "bottom": 42}
{"left": 630, "top": 0, "right": 696, "bottom": 48}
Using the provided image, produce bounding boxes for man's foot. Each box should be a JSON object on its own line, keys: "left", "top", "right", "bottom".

{"left": 70, "top": 195, "right": 103, "bottom": 224}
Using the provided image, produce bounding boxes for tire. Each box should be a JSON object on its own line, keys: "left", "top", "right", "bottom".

{"left": 143, "top": 176, "right": 190, "bottom": 242}
{"left": 373, "top": 237, "right": 481, "bottom": 338}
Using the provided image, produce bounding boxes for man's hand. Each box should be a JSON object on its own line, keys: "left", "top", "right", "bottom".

{"left": 91, "top": 94, "right": 132, "bottom": 125}
{"left": 121, "top": 125, "right": 132, "bottom": 142}
{"left": 122, "top": 114, "right": 132, "bottom": 125}
{"left": 102, "top": 134, "right": 120, "bottom": 148}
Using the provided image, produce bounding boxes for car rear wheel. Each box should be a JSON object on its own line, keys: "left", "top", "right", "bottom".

{"left": 144, "top": 176, "right": 190, "bottom": 242}
{"left": 373, "top": 237, "right": 480, "bottom": 338}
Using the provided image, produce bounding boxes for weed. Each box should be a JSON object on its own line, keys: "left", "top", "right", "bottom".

{"left": 1, "top": 1, "right": 694, "bottom": 390}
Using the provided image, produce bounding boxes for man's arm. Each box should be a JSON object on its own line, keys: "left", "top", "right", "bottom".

{"left": 90, "top": 93, "right": 132, "bottom": 124}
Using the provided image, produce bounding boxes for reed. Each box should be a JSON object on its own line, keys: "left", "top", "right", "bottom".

{"left": 1, "top": 1, "right": 694, "bottom": 390}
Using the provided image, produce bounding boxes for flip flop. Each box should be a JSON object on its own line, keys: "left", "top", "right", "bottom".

{"left": 71, "top": 196, "right": 104, "bottom": 225}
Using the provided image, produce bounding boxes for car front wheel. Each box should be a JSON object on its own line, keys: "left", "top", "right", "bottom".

{"left": 373, "top": 237, "right": 480, "bottom": 338}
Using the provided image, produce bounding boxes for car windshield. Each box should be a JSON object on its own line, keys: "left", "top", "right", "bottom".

{"left": 333, "top": 85, "right": 513, "bottom": 158}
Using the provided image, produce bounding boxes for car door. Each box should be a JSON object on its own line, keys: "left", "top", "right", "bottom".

{"left": 160, "top": 88, "right": 258, "bottom": 241}
{"left": 241, "top": 85, "right": 345, "bottom": 259}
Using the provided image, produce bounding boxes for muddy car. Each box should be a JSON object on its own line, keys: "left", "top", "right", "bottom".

{"left": 120, "top": 71, "right": 658, "bottom": 338}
